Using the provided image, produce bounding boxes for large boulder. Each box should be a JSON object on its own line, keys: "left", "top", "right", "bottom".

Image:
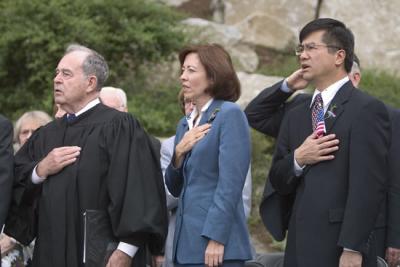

{"left": 224, "top": 0, "right": 316, "bottom": 50}
{"left": 181, "top": 18, "right": 259, "bottom": 72}
{"left": 319, "top": 0, "right": 400, "bottom": 75}
{"left": 236, "top": 71, "right": 283, "bottom": 109}
{"left": 236, "top": 12, "right": 296, "bottom": 50}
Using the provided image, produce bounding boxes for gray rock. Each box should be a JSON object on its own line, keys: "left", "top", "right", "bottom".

{"left": 320, "top": 0, "right": 400, "bottom": 75}
{"left": 224, "top": 0, "right": 316, "bottom": 51}
{"left": 181, "top": 18, "right": 259, "bottom": 72}
{"left": 236, "top": 71, "right": 283, "bottom": 109}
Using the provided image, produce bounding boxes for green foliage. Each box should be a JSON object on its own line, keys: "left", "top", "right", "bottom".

{"left": 0, "top": 0, "right": 185, "bottom": 120}
{"left": 359, "top": 69, "right": 400, "bottom": 108}
{"left": 128, "top": 82, "right": 183, "bottom": 137}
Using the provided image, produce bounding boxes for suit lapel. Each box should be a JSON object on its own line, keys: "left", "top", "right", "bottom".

{"left": 298, "top": 99, "right": 313, "bottom": 140}
{"left": 324, "top": 81, "right": 354, "bottom": 133}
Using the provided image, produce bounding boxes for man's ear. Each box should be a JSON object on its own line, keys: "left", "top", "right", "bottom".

{"left": 86, "top": 75, "right": 98, "bottom": 93}
{"left": 335, "top": 50, "right": 346, "bottom": 67}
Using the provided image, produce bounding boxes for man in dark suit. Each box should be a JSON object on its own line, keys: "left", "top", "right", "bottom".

{"left": 250, "top": 18, "right": 390, "bottom": 267}
{"left": 0, "top": 114, "right": 14, "bottom": 261}
{"left": 246, "top": 54, "right": 400, "bottom": 266}
{"left": 0, "top": 115, "right": 13, "bottom": 226}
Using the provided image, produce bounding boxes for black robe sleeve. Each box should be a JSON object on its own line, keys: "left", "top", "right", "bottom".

{"left": 101, "top": 113, "right": 168, "bottom": 255}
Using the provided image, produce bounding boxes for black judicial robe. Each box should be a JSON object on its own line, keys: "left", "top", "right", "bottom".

{"left": 6, "top": 104, "right": 167, "bottom": 267}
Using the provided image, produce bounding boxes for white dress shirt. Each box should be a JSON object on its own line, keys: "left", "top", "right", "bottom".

{"left": 186, "top": 98, "right": 214, "bottom": 130}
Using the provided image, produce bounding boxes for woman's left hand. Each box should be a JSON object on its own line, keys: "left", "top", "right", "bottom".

{"left": 205, "top": 239, "right": 224, "bottom": 267}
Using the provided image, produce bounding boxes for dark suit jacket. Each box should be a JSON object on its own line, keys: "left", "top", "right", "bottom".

{"left": 0, "top": 114, "right": 14, "bottom": 226}
{"left": 248, "top": 81, "right": 391, "bottom": 267}
{"left": 245, "top": 81, "right": 400, "bottom": 254}
{"left": 385, "top": 107, "right": 400, "bottom": 248}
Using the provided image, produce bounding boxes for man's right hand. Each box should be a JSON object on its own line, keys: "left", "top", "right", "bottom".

{"left": 339, "top": 250, "right": 362, "bottom": 267}
{"left": 286, "top": 69, "right": 310, "bottom": 91}
{"left": 386, "top": 246, "right": 400, "bottom": 267}
{"left": 36, "top": 146, "right": 81, "bottom": 178}
{"left": 294, "top": 132, "right": 339, "bottom": 167}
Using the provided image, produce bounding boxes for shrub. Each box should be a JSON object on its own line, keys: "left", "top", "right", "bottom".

{"left": 0, "top": 0, "right": 185, "bottom": 120}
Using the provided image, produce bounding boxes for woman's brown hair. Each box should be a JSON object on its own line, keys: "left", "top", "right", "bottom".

{"left": 179, "top": 44, "right": 241, "bottom": 102}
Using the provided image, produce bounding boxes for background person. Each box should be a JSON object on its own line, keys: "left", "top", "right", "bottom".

{"left": 100, "top": 86, "right": 128, "bottom": 112}
{"left": 14, "top": 111, "right": 52, "bottom": 150}
{"left": 1, "top": 111, "right": 51, "bottom": 267}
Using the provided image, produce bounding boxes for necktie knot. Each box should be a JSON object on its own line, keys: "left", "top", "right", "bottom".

{"left": 311, "top": 93, "right": 326, "bottom": 136}
{"left": 67, "top": 113, "right": 77, "bottom": 122}
{"left": 312, "top": 93, "right": 323, "bottom": 109}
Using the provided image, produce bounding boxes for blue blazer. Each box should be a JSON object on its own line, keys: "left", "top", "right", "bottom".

{"left": 165, "top": 99, "right": 252, "bottom": 264}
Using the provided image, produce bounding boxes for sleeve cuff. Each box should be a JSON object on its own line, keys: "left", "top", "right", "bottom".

{"left": 32, "top": 165, "right": 46, "bottom": 184}
{"left": 117, "top": 242, "right": 138, "bottom": 258}
{"left": 281, "top": 79, "right": 294, "bottom": 93}
{"left": 293, "top": 158, "right": 305, "bottom": 176}
{"left": 343, "top": 247, "right": 360, "bottom": 253}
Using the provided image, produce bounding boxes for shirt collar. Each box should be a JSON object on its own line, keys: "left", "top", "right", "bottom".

{"left": 73, "top": 98, "right": 101, "bottom": 117}
{"left": 186, "top": 98, "right": 214, "bottom": 129}
{"left": 310, "top": 76, "right": 349, "bottom": 112}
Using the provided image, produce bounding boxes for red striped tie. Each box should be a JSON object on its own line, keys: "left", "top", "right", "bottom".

{"left": 311, "top": 93, "right": 326, "bottom": 136}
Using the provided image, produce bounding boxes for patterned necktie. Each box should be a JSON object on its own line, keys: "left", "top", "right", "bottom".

{"left": 311, "top": 93, "right": 326, "bottom": 136}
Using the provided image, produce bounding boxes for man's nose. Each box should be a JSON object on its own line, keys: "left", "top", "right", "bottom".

{"left": 54, "top": 73, "right": 62, "bottom": 83}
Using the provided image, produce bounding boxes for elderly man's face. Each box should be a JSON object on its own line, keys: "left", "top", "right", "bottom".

{"left": 53, "top": 51, "right": 90, "bottom": 113}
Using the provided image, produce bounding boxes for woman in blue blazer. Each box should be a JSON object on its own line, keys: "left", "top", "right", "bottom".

{"left": 165, "top": 44, "right": 252, "bottom": 266}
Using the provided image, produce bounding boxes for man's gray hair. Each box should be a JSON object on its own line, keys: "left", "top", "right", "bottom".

{"left": 65, "top": 44, "right": 109, "bottom": 90}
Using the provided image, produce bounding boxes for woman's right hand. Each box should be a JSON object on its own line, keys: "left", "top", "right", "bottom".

{"left": 174, "top": 123, "right": 211, "bottom": 167}
{"left": 205, "top": 239, "right": 224, "bottom": 267}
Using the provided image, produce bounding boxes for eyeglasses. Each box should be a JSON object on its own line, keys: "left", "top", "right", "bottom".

{"left": 295, "top": 43, "right": 342, "bottom": 56}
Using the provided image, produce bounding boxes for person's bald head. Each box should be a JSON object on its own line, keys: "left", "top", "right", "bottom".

{"left": 349, "top": 54, "right": 361, "bottom": 88}
{"left": 100, "top": 87, "right": 128, "bottom": 112}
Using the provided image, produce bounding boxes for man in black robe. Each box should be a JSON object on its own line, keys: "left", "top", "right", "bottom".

{"left": 6, "top": 44, "right": 167, "bottom": 267}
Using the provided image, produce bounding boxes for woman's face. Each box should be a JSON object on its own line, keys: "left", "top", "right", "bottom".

{"left": 19, "top": 120, "right": 42, "bottom": 145}
{"left": 180, "top": 53, "right": 211, "bottom": 102}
